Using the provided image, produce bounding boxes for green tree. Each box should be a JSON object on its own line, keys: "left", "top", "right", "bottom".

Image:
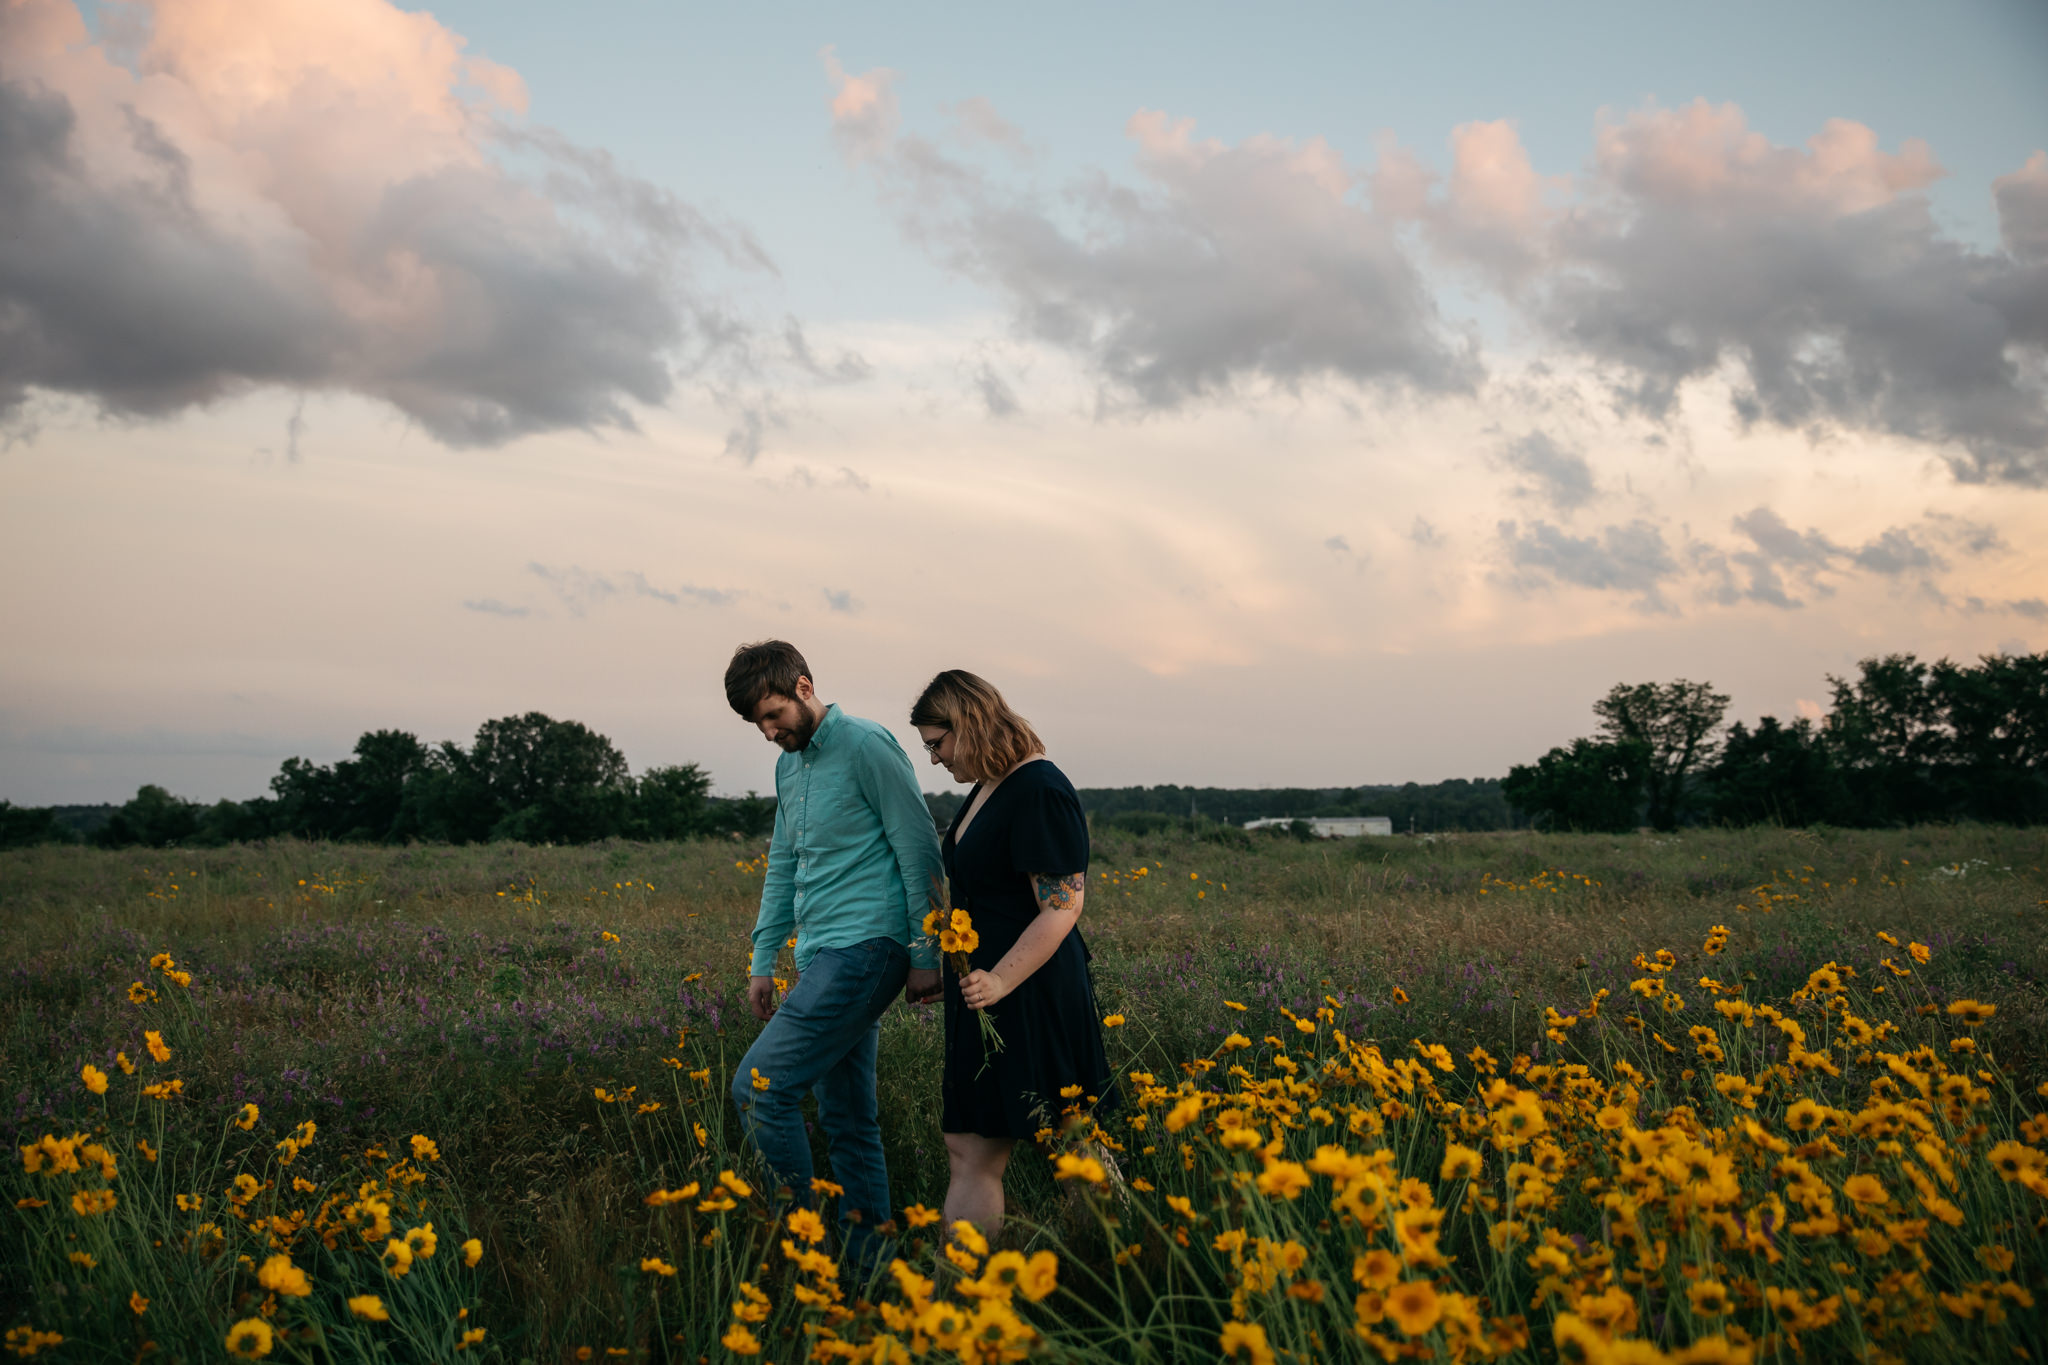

{"left": 389, "top": 743, "right": 499, "bottom": 844}
{"left": 1592, "top": 680, "right": 1730, "bottom": 829}
{"left": 629, "top": 764, "right": 713, "bottom": 840}
{"left": 339, "top": 729, "right": 430, "bottom": 839}
{"left": 269, "top": 730, "right": 431, "bottom": 841}
{"left": 470, "top": 713, "right": 631, "bottom": 844}
{"left": 1930, "top": 652, "right": 2048, "bottom": 824}
{"left": 0, "top": 802, "right": 74, "bottom": 850}
{"left": 1702, "top": 717, "right": 1843, "bottom": 827}
{"left": 1501, "top": 738, "right": 1650, "bottom": 833}
{"left": 706, "top": 793, "right": 777, "bottom": 840}
{"left": 196, "top": 797, "right": 280, "bottom": 845}
{"left": 93, "top": 785, "right": 203, "bottom": 848}
{"left": 1822, "top": 654, "right": 1946, "bottom": 825}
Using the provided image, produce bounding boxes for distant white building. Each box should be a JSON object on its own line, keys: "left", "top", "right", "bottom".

{"left": 1242, "top": 816, "right": 1394, "bottom": 838}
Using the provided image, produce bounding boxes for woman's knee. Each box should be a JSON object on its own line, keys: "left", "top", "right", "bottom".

{"left": 944, "top": 1133, "right": 1014, "bottom": 1178}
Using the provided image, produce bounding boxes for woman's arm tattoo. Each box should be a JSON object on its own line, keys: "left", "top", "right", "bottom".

{"left": 1032, "top": 872, "right": 1085, "bottom": 913}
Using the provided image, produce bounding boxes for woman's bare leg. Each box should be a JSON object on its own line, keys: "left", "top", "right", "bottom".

{"left": 942, "top": 1132, "right": 1016, "bottom": 1238}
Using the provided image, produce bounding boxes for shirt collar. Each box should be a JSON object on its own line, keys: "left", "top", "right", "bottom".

{"left": 807, "top": 702, "right": 844, "bottom": 751}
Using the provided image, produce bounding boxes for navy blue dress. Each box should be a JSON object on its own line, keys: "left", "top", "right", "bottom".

{"left": 941, "top": 760, "right": 1117, "bottom": 1138}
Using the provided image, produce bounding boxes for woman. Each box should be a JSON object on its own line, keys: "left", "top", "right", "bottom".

{"left": 911, "top": 670, "right": 1115, "bottom": 1237}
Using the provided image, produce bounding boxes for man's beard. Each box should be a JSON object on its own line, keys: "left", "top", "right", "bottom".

{"left": 778, "top": 706, "right": 821, "bottom": 752}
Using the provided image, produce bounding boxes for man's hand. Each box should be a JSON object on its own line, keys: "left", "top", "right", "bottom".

{"left": 904, "top": 967, "right": 941, "bottom": 1005}
{"left": 747, "top": 975, "right": 778, "bottom": 1022}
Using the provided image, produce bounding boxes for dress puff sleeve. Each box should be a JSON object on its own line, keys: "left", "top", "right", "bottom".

{"left": 1008, "top": 766, "right": 1090, "bottom": 878}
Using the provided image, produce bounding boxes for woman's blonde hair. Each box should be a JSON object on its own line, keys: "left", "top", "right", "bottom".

{"left": 910, "top": 670, "right": 1043, "bottom": 783}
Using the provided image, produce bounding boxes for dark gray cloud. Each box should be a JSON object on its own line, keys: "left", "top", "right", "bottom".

{"left": 830, "top": 68, "right": 1479, "bottom": 412}
{"left": 1498, "top": 430, "right": 1596, "bottom": 513}
{"left": 0, "top": 7, "right": 771, "bottom": 447}
{"left": 821, "top": 588, "right": 860, "bottom": 614}
{"left": 2011, "top": 597, "right": 2048, "bottom": 621}
{"left": 1498, "top": 517, "right": 1678, "bottom": 612}
{"left": 463, "top": 598, "right": 532, "bottom": 618}
{"left": 1409, "top": 517, "right": 1444, "bottom": 549}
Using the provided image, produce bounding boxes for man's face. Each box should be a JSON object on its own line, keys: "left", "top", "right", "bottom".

{"left": 750, "top": 680, "right": 819, "bottom": 752}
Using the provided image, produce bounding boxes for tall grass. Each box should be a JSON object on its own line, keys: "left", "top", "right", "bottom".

{"left": 2, "top": 825, "right": 2044, "bottom": 1358}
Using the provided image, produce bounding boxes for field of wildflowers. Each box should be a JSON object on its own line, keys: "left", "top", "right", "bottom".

{"left": 3, "top": 824, "right": 2044, "bottom": 1361}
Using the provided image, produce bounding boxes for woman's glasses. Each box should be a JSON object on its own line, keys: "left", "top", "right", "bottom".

{"left": 921, "top": 733, "right": 948, "bottom": 754}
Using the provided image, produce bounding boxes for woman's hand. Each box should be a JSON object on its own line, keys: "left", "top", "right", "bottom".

{"left": 960, "top": 968, "right": 1010, "bottom": 1011}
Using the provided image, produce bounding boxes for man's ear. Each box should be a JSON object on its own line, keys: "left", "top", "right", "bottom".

{"left": 794, "top": 676, "right": 815, "bottom": 702}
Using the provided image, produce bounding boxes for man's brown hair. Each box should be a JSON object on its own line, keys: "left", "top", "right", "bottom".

{"left": 725, "top": 641, "right": 812, "bottom": 717}
{"left": 910, "top": 670, "right": 1043, "bottom": 783}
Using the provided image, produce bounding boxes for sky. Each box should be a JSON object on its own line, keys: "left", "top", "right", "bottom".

{"left": 2, "top": 0, "right": 2046, "bottom": 804}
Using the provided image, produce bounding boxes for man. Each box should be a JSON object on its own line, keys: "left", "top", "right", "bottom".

{"left": 724, "top": 639, "right": 944, "bottom": 1261}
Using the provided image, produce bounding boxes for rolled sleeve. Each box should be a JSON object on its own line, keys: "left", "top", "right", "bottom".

{"left": 749, "top": 786, "right": 797, "bottom": 978}
{"left": 855, "top": 732, "right": 946, "bottom": 970}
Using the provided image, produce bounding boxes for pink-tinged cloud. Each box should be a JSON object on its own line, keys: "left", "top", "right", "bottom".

{"left": 826, "top": 64, "right": 1477, "bottom": 409}
{"left": 822, "top": 46, "right": 899, "bottom": 161}
{"left": 0, "top": 0, "right": 766, "bottom": 445}
{"left": 846, "top": 76, "right": 2048, "bottom": 485}
{"left": 1590, "top": 103, "right": 1941, "bottom": 215}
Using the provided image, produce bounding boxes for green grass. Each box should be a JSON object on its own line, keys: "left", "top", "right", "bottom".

{"left": 3, "top": 825, "right": 2044, "bottom": 1358}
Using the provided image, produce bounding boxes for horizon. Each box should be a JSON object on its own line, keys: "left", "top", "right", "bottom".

{"left": 3, "top": 0, "right": 2044, "bottom": 806}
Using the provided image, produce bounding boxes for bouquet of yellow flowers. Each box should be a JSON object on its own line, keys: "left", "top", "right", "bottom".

{"left": 924, "top": 907, "right": 1003, "bottom": 1070}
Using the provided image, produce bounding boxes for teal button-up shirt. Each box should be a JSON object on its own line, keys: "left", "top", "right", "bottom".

{"left": 749, "top": 704, "right": 945, "bottom": 978}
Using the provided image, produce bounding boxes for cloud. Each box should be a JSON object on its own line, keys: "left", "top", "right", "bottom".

{"left": 1700, "top": 506, "right": 1967, "bottom": 608}
{"left": 462, "top": 598, "right": 531, "bottom": 617}
{"left": 946, "top": 96, "right": 1028, "bottom": 153}
{"left": 1485, "top": 104, "right": 2048, "bottom": 485}
{"left": 821, "top": 46, "right": 899, "bottom": 162}
{"left": 778, "top": 464, "right": 871, "bottom": 493}
{"left": 1377, "top": 119, "right": 1558, "bottom": 286}
{"left": 719, "top": 393, "right": 790, "bottom": 463}
{"left": 1849, "top": 527, "right": 1942, "bottom": 577}
{"left": 971, "top": 360, "right": 1020, "bottom": 418}
{"left": 526, "top": 563, "right": 735, "bottom": 615}
{"left": 827, "top": 60, "right": 1479, "bottom": 412}
{"left": 1498, "top": 429, "right": 1596, "bottom": 513}
{"left": 1324, "top": 534, "right": 1351, "bottom": 554}
{"left": 1732, "top": 506, "right": 1840, "bottom": 569}
{"left": 1499, "top": 517, "right": 1678, "bottom": 612}
{"left": 783, "top": 317, "right": 872, "bottom": 384}
{"left": 871, "top": 85, "right": 2044, "bottom": 482}
{"left": 821, "top": 587, "right": 860, "bottom": 614}
{"left": 0, "top": 0, "right": 768, "bottom": 446}
{"left": 1409, "top": 517, "right": 1444, "bottom": 549}
{"left": 2011, "top": 597, "right": 2048, "bottom": 621}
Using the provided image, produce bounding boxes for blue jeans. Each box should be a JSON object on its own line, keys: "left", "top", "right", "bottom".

{"left": 731, "top": 936, "right": 909, "bottom": 1261}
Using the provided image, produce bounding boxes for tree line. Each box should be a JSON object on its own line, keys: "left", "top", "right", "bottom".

{"left": 0, "top": 714, "right": 776, "bottom": 851}
{"left": 3, "top": 650, "right": 2040, "bottom": 851}
{"left": 1503, "top": 652, "right": 2048, "bottom": 832}
{"left": 1074, "top": 779, "right": 1515, "bottom": 833}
